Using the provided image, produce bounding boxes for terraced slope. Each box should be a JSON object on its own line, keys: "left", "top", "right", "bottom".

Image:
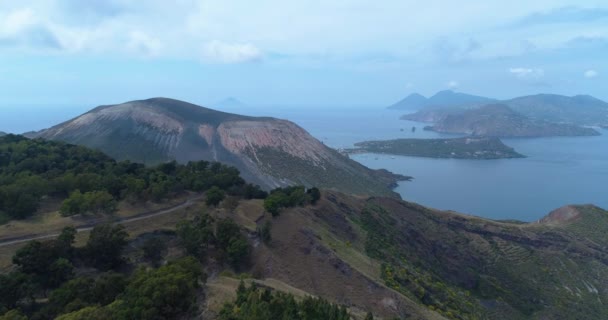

{"left": 259, "top": 192, "right": 608, "bottom": 319}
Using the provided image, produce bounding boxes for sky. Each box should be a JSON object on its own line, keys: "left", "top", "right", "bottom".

{"left": 0, "top": 0, "right": 607, "bottom": 118}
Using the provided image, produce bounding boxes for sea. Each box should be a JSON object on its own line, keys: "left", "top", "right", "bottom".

{"left": 227, "top": 106, "right": 608, "bottom": 222}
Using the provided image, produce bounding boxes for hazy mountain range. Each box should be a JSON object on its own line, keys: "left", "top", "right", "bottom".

{"left": 397, "top": 91, "right": 608, "bottom": 137}
{"left": 388, "top": 90, "right": 496, "bottom": 110}
{"left": 28, "top": 98, "right": 405, "bottom": 197}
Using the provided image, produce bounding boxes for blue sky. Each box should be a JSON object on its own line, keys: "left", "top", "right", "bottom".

{"left": 0, "top": 0, "right": 607, "bottom": 116}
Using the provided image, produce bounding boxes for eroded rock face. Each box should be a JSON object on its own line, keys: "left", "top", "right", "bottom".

{"left": 538, "top": 206, "right": 582, "bottom": 225}
{"left": 52, "top": 103, "right": 184, "bottom": 136}
{"left": 217, "top": 120, "right": 330, "bottom": 165}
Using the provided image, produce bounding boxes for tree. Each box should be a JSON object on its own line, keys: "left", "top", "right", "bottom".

{"left": 365, "top": 311, "right": 375, "bottom": 320}
{"left": 60, "top": 190, "right": 85, "bottom": 217}
{"left": 13, "top": 241, "right": 53, "bottom": 275}
{"left": 215, "top": 218, "right": 250, "bottom": 269}
{"left": 177, "top": 214, "right": 215, "bottom": 259}
{"left": 0, "top": 309, "right": 28, "bottom": 320}
{"left": 109, "top": 257, "right": 204, "bottom": 320}
{"left": 307, "top": 187, "right": 321, "bottom": 204}
{"left": 84, "top": 191, "right": 117, "bottom": 214}
{"left": 57, "top": 226, "right": 77, "bottom": 258}
{"left": 47, "top": 258, "right": 74, "bottom": 288}
{"left": 206, "top": 186, "right": 225, "bottom": 207}
{"left": 219, "top": 282, "right": 350, "bottom": 320}
{"left": 226, "top": 236, "right": 250, "bottom": 269}
{"left": 216, "top": 218, "right": 241, "bottom": 249}
{"left": 263, "top": 196, "right": 282, "bottom": 217}
{"left": 142, "top": 237, "right": 167, "bottom": 265}
{"left": 85, "top": 224, "right": 129, "bottom": 270}
{"left": 55, "top": 306, "right": 113, "bottom": 320}
{"left": 12, "top": 236, "right": 75, "bottom": 288}
{"left": 0, "top": 272, "right": 31, "bottom": 312}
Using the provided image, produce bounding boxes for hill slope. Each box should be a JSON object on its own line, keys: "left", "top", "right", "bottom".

{"left": 31, "top": 98, "right": 404, "bottom": 196}
{"left": 256, "top": 192, "right": 608, "bottom": 319}
{"left": 411, "top": 104, "right": 600, "bottom": 137}
{"left": 505, "top": 94, "right": 608, "bottom": 126}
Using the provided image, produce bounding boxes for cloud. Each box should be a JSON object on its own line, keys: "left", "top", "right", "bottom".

{"left": 509, "top": 67, "right": 545, "bottom": 79}
{"left": 447, "top": 80, "right": 459, "bottom": 89}
{"left": 584, "top": 70, "right": 598, "bottom": 78}
{"left": 201, "top": 40, "right": 263, "bottom": 64}
{"left": 433, "top": 37, "right": 482, "bottom": 64}
{"left": 0, "top": 8, "right": 62, "bottom": 50}
{"left": 515, "top": 6, "right": 608, "bottom": 27}
{"left": 126, "top": 31, "right": 162, "bottom": 56}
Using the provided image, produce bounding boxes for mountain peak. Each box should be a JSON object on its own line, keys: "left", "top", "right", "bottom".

{"left": 387, "top": 92, "right": 428, "bottom": 110}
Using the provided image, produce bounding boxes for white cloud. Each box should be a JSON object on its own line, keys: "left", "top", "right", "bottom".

{"left": 201, "top": 40, "right": 262, "bottom": 64}
{"left": 447, "top": 80, "right": 459, "bottom": 89}
{"left": 584, "top": 69, "right": 598, "bottom": 78}
{"left": 0, "top": 0, "right": 607, "bottom": 68}
{"left": 1, "top": 8, "right": 36, "bottom": 35}
{"left": 127, "top": 31, "right": 162, "bottom": 56}
{"left": 509, "top": 67, "right": 545, "bottom": 79}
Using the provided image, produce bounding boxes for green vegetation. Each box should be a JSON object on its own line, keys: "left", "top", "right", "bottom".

{"left": 84, "top": 224, "right": 129, "bottom": 271}
{"left": 141, "top": 237, "right": 167, "bottom": 265}
{"left": 0, "top": 135, "right": 266, "bottom": 221}
{"left": 349, "top": 137, "right": 524, "bottom": 159}
{"left": 1, "top": 221, "right": 206, "bottom": 320}
{"left": 218, "top": 281, "right": 350, "bottom": 320}
{"left": 177, "top": 214, "right": 251, "bottom": 269}
{"left": 60, "top": 190, "right": 117, "bottom": 216}
{"left": 206, "top": 186, "right": 226, "bottom": 207}
{"left": 263, "top": 186, "right": 320, "bottom": 216}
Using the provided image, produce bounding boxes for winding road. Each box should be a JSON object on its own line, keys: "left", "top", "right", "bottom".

{"left": 0, "top": 196, "right": 202, "bottom": 247}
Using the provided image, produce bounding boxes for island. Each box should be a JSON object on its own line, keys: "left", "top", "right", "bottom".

{"left": 404, "top": 104, "right": 599, "bottom": 138}
{"left": 344, "top": 137, "right": 525, "bottom": 160}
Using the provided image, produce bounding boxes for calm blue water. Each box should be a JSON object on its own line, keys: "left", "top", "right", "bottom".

{"left": 228, "top": 106, "right": 608, "bottom": 221}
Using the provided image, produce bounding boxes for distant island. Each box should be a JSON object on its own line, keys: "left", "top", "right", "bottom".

{"left": 345, "top": 136, "right": 524, "bottom": 159}
{"left": 213, "top": 97, "right": 247, "bottom": 109}
{"left": 396, "top": 91, "right": 608, "bottom": 130}
{"left": 0, "top": 131, "right": 6, "bottom": 137}
{"left": 388, "top": 90, "right": 495, "bottom": 110}
{"left": 404, "top": 104, "right": 600, "bottom": 138}
{"left": 389, "top": 90, "right": 608, "bottom": 138}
